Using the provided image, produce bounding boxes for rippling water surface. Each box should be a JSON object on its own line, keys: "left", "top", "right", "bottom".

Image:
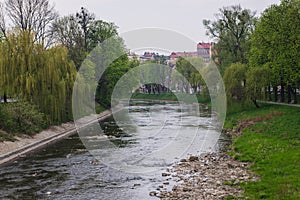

{"left": 0, "top": 100, "right": 230, "bottom": 200}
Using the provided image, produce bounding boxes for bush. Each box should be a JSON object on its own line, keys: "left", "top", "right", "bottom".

{"left": 0, "top": 102, "right": 50, "bottom": 136}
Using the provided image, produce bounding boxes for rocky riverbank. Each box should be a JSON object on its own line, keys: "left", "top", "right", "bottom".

{"left": 150, "top": 153, "right": 259, "bottom": 199}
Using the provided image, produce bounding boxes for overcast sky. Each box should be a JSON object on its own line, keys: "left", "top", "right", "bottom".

{"left": 50, "top": 0, "right": 280, "bottom": 52}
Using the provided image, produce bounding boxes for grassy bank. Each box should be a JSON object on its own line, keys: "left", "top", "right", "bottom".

{"left": 225, "top": 104, "right": 300, "bottom": 199}
{"left": 131, "top": 93, "right": 211, "bottom": 104}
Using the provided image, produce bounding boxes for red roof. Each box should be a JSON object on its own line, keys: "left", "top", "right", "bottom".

{"left": 197, "top": 43, "right": 211, "bottom": 49}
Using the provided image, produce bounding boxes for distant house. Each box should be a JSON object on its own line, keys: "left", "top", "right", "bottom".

{"left": 138, "top": 52, "right": 156, "bottom": 63}
{"left": 170, "top": 52, "right": 198, "bottom": 60}
{"left": 197, "top": 42, "right": 213, "bottom": 63}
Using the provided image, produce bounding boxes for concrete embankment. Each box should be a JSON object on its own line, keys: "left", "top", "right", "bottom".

{"left": 0, "top": 109, "right": 117, "bottom": 166}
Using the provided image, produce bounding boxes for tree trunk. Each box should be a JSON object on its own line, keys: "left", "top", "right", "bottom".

{"left": 3, "top": 93, "right": 7, "bottom": 103}
{"left": 273, "top": 86, "right": 278, "bottom": 102}
{"left": 293, "top": 88, "right": 298, "bottom": 104}
{"left": 252, "top": 99, "right": 260, "bottom": 108}
{"left": 280, "top": 80, "right": 285, "bottom": 103}
{"left": 287, "top": 85, "right": 292, "bottom": 103}
{"left": 268, "top": 85, "right": 272, "bottom": 101}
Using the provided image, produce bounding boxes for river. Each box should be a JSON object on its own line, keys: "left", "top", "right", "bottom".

{"left": 0, "top": 100, "right": 230, "bottom": 200}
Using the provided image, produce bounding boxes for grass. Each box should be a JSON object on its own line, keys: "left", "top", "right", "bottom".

{"left": 225, "top": 104, "right": 300, "bottom": 199}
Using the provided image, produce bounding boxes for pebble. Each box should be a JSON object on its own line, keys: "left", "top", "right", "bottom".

{"left": 149, "top": 191, "right": 157, "bottom": 196}
{"left": 155, "top": 152, "right": 259, "bottom": 200}
{"left": 162, "top": 172, "right": 171, "bottom": 177}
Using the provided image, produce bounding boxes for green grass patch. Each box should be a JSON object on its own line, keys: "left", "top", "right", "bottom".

{"left": 226, "top": 104, "right": 300, "bottom": 199}
{"left": 131, "top": 92, "right": 211, "bottom": 105}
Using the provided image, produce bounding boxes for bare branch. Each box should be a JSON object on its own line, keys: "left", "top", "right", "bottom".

{"left": 5, "top": 0, "right": 58, "bottom": 45}
{"left": 0, "top": 2, "right": 7, "bottom": 38}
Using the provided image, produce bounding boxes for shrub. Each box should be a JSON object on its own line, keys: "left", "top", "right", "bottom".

{"left": 0, "top": 102, "right": 50, "bottom": 136}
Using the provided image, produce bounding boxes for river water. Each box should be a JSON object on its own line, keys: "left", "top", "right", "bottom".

{"left": 0, "top": 100, "right": 230, "bottom": 200}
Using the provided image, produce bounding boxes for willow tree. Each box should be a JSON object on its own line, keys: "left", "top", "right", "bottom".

{"left": 223, "top": 63, "right": 247, "bottom": 102}
{"left": 0, "top": 31, "right": 76, "bottom": 123}
{"left": 176, "top": 57, "right": 205, "bottom": 94}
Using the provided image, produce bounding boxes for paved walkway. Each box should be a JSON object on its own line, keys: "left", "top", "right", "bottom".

{"left": 257, "top": 100, "right": 300, "bottom": 107}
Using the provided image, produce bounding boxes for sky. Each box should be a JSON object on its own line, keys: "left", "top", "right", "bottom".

{"left": 50, "top": 0, "right": 281, "bottom": 52}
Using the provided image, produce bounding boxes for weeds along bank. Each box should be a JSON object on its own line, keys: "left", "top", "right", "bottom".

{"left": 225, "top": 104, "right": 300, "bottom": 199}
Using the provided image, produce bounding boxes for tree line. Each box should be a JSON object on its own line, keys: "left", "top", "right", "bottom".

{"left": 203, "top": 0, "right": 300, "bottom": 107}
{"left": 0, "top": 0, "right": 136, "bottom": 124}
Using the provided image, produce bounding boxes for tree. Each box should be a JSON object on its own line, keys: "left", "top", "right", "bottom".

{"left": 249, "top": 0, "right": 300, "bottom": 103}
{"left": 246, "top": 67, "right": 271, "bottom": 108}
{"left": 88, "top": 20, "right": 118, "bottom": 50}
{"left": 51, "top": 8, "right": 118, "bottom": 70}
{"left": 203, "top": 5, "right": 257, "bottom": 72}
{"left": 0, "top": 31, "right": 77, "bottom": 123}
{"left": 223, "top": 63, "right": 247, "bottom": 102}
{"left": 4, "top": 0, "right": 58, "bottom": 45}
{"left": 51, "top": 15, "right": 86, "bottom": 70}
{"left": 176, "top": 57, "right": 205, "bottom": 94}
{"left": 76, "top": 7, "right": 95, "bottom": 51}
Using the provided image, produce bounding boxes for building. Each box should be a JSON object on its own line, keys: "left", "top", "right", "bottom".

{"left": 170, "top": 52, "right": 198, "bottom": 60}
{"left": 197, "top": 42, "right": 213, "bottom": 63}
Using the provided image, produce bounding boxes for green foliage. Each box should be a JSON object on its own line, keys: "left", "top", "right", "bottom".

{"left": 225, "top": 100, "right": 255, "bottom": 116}
{"left": 96, "top": 54, "right": 138, "bottom": 108}
{"left": 203, "top": 5, "right": 257, "bottom": 71}
{"left": 223, "top": 63, "right": 247, "bottom": 102}
{"left": 0, "top": 31, "right": 77, "bottom": 123}
{"left": 51, "top": 15, "right": 87, "bottom": 70}
{"left": 176, "top": 57, "right": 205, "bottom": 93}
{"left": 249, "top": 0, "right": 300, "bottom": 102}
{"left": 131, "top": 93, "right": 211, "bottom": 105}
{"left": 88, "top": 20, "right": 118, "bottom": 50}
{"left": 0, "top": 102, "right": 50, "bottom": 136}
{"left": 226, "top": 105, "right": 300, "bottom": 199}
{"left": 51, "top": 8, "right": 119, "bottom": 70}
{"left": 246, "top": 66, "right": 271, "bottom": 102}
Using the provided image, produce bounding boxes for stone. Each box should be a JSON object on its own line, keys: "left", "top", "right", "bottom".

{"left": 149, "top": 191, "right": 157, "bottom": 196}
{"left": 189, "top": 156, "right": 199, "bottom": 162}
{"left": 162, "top": 172, "right": 171, "bottom": 177}
{"left": 154, "top": 152, "right": 259, "bottom": 200}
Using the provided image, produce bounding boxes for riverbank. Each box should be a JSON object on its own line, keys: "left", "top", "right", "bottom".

{"left": 131, "top": 93, "right": 211, "bottom": 105}
{"left": 151, "top": 153, "right": 259, "bottom": 199}
{"left": 153, "top": 103, "right": 300, "bottom": 199}
{"left": 0, "top": 109, "right": 114, "bottom": 166}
